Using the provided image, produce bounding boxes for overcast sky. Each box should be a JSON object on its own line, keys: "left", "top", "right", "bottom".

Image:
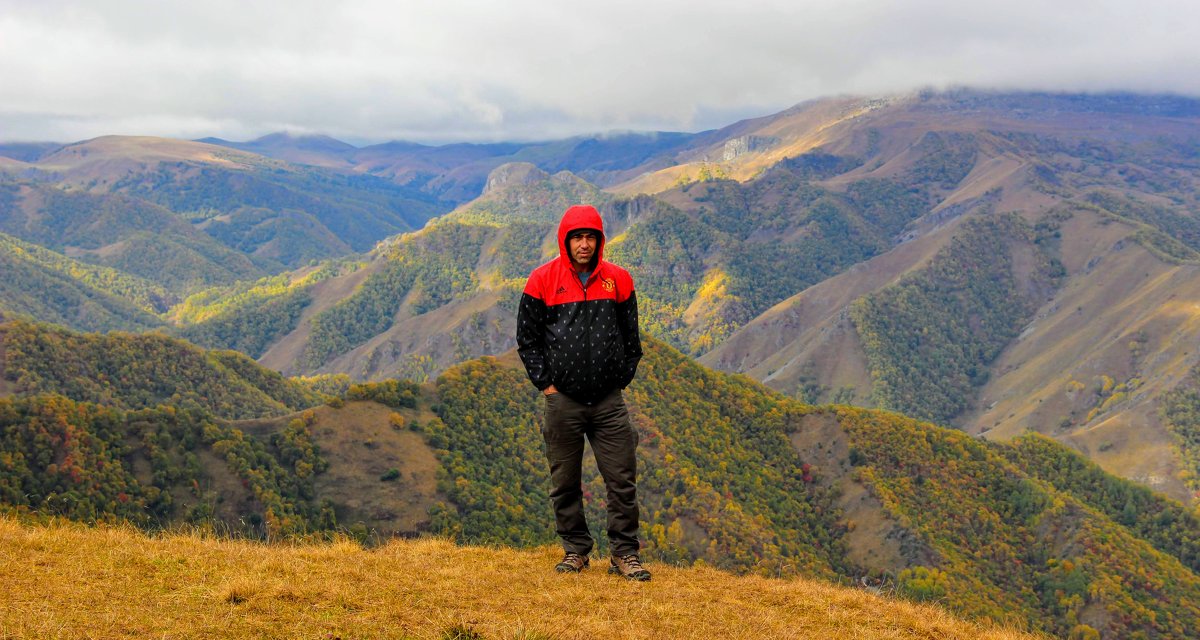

{"left": 2, "top": 0, "right": 1198, "bottom": 145}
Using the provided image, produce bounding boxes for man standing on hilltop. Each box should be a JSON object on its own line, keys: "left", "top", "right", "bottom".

{"left": 516, "top": 204, "right": 649, "bottom": 581}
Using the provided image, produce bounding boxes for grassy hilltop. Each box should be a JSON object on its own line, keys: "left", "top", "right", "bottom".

{"left": 0, "top": 516, "right": 1037, "bottom": 640}
{"left": 7, "top": 320, "right": 1200, "bottom": 637}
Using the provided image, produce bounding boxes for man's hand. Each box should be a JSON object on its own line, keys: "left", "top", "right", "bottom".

{"left": 544, "top": 385, "right": 558, "bottom": 396}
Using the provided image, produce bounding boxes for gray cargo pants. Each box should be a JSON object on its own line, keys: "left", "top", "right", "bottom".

{"left": 542, "top": 388, "right": 639, "bottom": 557}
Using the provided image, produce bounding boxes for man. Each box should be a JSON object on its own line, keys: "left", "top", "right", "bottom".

{"left": 516, "top": 203, "right": 649, "bottom": 581}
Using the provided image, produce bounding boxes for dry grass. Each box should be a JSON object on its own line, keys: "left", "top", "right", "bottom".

{"left": 0, "top": 517, "right": 1042, "bottom": 640}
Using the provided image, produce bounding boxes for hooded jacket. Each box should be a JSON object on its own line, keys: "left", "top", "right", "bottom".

{"left": 517, "top": 205, "right": 642, "bottom": 405}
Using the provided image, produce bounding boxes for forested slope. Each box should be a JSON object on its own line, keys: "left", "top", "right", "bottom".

{"left": 849, "top": 213, "right": 1064, "bottom": 423}
{"left": 0, "top": 182, "right": 263, "bottom": 293}
{"left": 0, "top": 233, "right": 167, "bottom": 332}
{"left": 0, "top": 320, "right": 321, "bottom": 419}
{"left": 3, "top": 322, "right": 1200, "bottom": 636}
{"left": 424, "top": 343, "right": 1200, "bottom": 639}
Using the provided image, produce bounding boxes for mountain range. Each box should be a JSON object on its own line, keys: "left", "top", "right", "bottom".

{"left": 5, "top": 88, "right": 1200, "bottom": 638}
{"left": 47, "top": 89, "right": 1191, "bottom": 505}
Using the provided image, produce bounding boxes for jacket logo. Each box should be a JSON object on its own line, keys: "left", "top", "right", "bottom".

{"left": 556, "top": 286, "right": 568, "bottom": 295}
{"left": 601, "top": 278, "right": 616, "bottom": 292}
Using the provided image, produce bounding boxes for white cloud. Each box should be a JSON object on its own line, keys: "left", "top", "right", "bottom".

{"left": 1, "top": 0, "right": 1197, "bottom": 143}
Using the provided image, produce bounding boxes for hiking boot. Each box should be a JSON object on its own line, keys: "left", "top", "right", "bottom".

{"left": 608, "top": 553, "right": 651, "bottom": 581}
{"left": 555, "top": 552, "right": 589, "bottom": 573}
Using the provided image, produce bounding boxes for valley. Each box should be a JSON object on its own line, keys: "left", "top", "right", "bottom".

{"left": 5, "top": 88, "right": 1200, "bottom": 638}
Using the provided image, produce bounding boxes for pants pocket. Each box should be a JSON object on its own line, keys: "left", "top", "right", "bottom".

{"left": 542, "top": 392, "right": 561, "bottom": 437}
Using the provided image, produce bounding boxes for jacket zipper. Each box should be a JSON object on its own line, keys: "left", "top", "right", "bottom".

{"left": 579, "top": 269, "right": 592, "bottom": 392}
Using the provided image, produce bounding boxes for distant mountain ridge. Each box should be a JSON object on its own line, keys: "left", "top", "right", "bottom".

{"left": 189, "top": 129, "right": 710, "bottom": 205}
{"left": 0, "top": 135, "right": 445, "bottom": 286}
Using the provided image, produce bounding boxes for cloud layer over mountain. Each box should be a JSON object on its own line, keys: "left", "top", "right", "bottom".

{"left": 2, "top": 0, "right": 1198, "bottom": 143}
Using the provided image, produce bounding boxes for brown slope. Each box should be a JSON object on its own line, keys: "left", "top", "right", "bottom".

{"left": 704, "top": 195, "right": 1200, "bottom": 502}
{"left": 234, "top": 400, "right": 442, "bottom": 537}
{"left": 316, "top": 289, "right": 516, "bottom": 382}
{"left": 696, "top": 135, "right": 1050, "bottom": 394}
{"left": 257, "top": 261, "right": 383, "bottom": 375}
{"left": 608, "top": 91, "right": 1200, "bottom": 198}
{"left": 963, "top": 206, "right": 1199, "bottom": 501}
{"left": 789, "top": 410, "right": 936, "bottom": 574}
{"left": 699, "top": 215, "right": 958, "bottom": 403}
{"left": 34, "top": 135, "right": 269, "bottom": 183}
{"left": 609, "top": 95, "right": 887, "bottom": 196}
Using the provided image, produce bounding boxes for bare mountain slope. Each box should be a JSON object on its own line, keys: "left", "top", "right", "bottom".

{"left": 966, "top": 206, "right": 1200, "bottom": 499}
{"left": 234, "top": 399, "right": 444, "bottom": 537}
{"left": 704, "top": 202, "right": 1200, "bottom": 501}
{"left": 611, "top": 91, "right": 1200, "bottom": 196}
{"left": 255, "top": 261, "right": 383, "bottom": 372}
{"left": 695, "top": 93, "right": 1200, "bottom": 502}
{"left": 699, "top": 211, "right": 965, "bottom": 406}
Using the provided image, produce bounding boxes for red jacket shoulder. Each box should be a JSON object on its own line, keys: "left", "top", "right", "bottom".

{"left": 523, "top": 259, "right": 561, "bottom": 298}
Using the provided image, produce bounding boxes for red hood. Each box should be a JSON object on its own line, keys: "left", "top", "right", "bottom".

{"left": 557, "top": 204, "right": 605, "bottom": 267}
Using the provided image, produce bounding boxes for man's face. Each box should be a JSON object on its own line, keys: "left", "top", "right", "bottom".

{"left": 568, "top": 231, "right": 598, "bottom": 268}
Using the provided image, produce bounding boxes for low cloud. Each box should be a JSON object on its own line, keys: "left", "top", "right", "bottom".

{"left": 1, "top": 0, "right": 1197, "bottom": 144}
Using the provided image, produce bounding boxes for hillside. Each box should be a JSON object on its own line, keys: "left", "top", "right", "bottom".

{"left": 160, "top": 92, "right": 1200, "bottom": 508}
{"left": 0, "top": 136, "right": 445, "bottom": 286}
{"left": 0, "top": 319, "right": 322, "bottom": 419}
{"left": 703, "top": 211, "right": 1063, "bottom": 420}
{"left": 0, "top": 232, "right": 168, "bottom": 332}
{"left": 170, "top": 260, "right": 366, "bottom": 360}
{"left": 0, "top": 517, "right": 1035, "bottom": 640}
{"left": 226, "top": 163, "right": 612, "bottom": 379}
{"left": 5, "top": 321, "right": 1200, "bottom": 637}
{"left": 691, "top": 92, "right": 1200, "bottom": 502}
{"left": 0, "top": 180, "right": 263, "bottom": 293}
{"left": 0, "top": 323, "right": 426, "bottom": 535}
